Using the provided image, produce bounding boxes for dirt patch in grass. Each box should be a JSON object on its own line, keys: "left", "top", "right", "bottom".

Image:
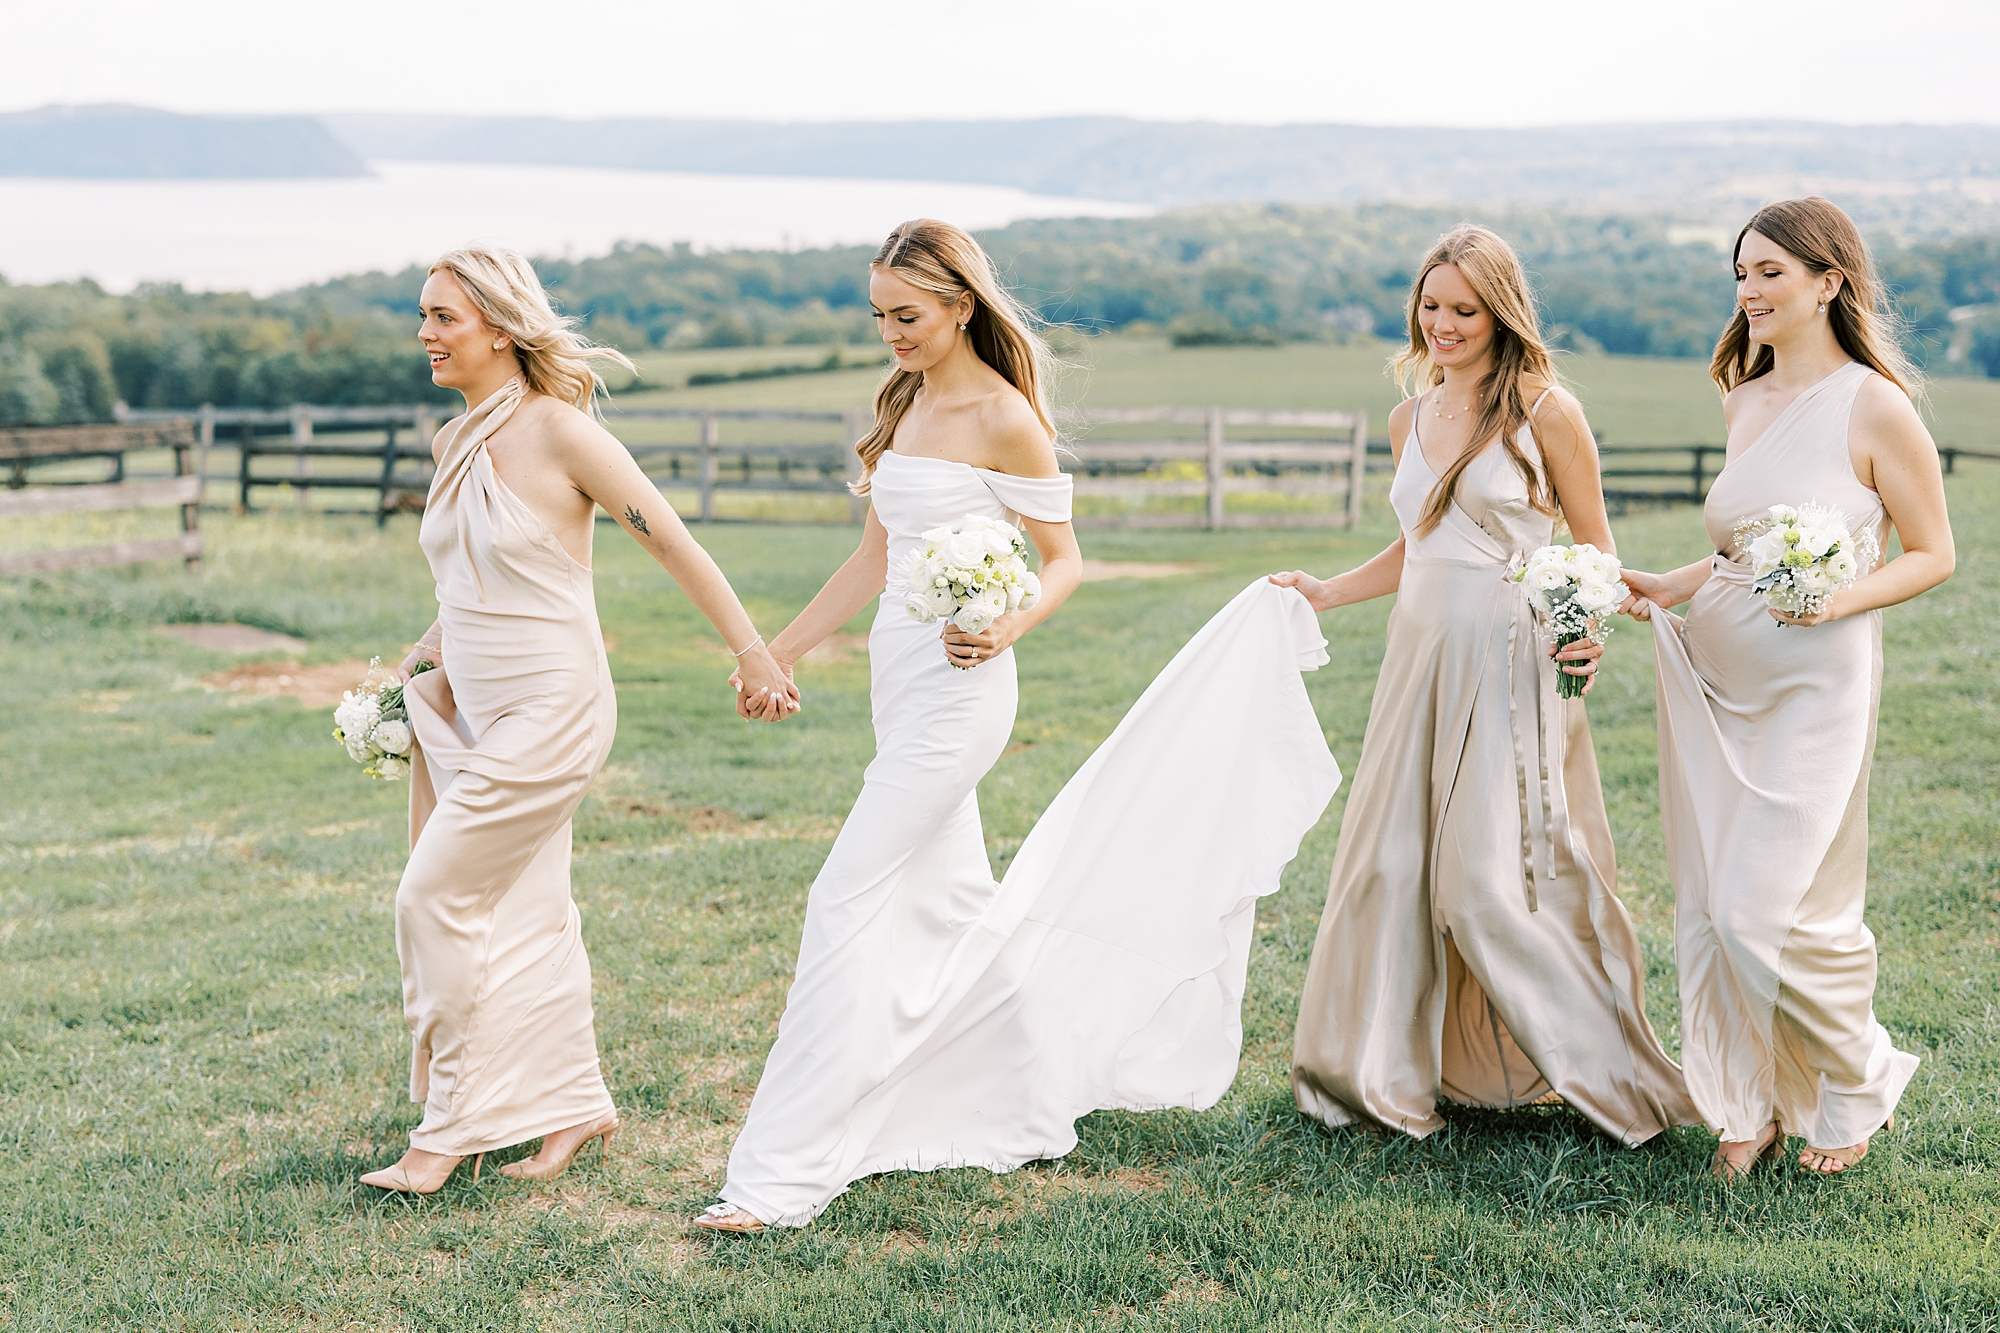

{"left": 202, "top": 660, "right": 369, "bottom": 709}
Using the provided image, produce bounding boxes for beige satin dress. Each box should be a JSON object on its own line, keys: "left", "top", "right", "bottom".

{"left": 1651, "top": 360, "right": 1916, "bottom": 1150}
{"left": 396, "top": 378, "right": 619, "bottom": 1156}
{"left": 1292, "top": 394, "right": 1696, "bottom": 1145}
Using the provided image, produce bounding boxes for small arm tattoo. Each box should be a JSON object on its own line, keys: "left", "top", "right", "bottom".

{"left": 623, "top": 505, "right": 651, "bottom": 536}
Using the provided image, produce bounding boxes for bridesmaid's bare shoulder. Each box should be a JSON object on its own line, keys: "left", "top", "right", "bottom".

{"left": 1386, "top": 397, "right": 1416, "bottom": 462}
{"left": 1849, "top": 371, "right": 1934, "bottom": 470}
{"left": 522, "top": 393, "right": 625, "bottom": 466}
{"left": 1524, "top": 381, "right": 1595, "bottom": 465}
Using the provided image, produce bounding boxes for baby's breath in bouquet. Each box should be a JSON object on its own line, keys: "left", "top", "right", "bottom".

{"left": 898, "top": 513, "right": 1042, "bottom": 664}
{"left": 1733, "top": 503, "right": 1875, "bottom": 621}
{"left": 1506, "top": 543, "right": 1629, "bottom": 699}
{"left": 332, "top": 657, "right": 431, "bottom": 781}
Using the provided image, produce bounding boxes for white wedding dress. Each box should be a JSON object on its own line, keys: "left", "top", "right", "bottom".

{"left": 718, "top": 451, "right": 1343, "bottom": 1227}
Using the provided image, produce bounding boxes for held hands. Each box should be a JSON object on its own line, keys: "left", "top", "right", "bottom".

{"left": 942, "top": 615, "right": 1020, "bottom": 669}
{"left": 1268, "top": 570, "right": 1338, "bottom": 611}
{"left": 729, "top": 643, "right": 801, "bottom": 722}
{"left": 1618, "top": 568, "right": 1673, "bottom": 623}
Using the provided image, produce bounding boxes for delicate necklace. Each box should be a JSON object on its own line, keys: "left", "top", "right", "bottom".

{"left": 1431, "top": 390, "right": 1479, "bottom": 422}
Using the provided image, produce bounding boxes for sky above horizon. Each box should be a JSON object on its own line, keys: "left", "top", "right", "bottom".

{"left": 6, "top": 0, "right": 1998, "bottom": 129}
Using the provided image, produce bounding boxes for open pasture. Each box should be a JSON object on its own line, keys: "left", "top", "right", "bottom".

{"left": 1, "top": 429, "right": 1996, "bottom": 1327}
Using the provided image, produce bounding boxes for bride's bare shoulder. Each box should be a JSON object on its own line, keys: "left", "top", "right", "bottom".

{"left": 976, "top": 385, "right": 1060, "bottom": 478}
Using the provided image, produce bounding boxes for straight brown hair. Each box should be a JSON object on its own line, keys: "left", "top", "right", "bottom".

{"left": 1709, "top": 197, "right": 1916, "bottom": 397}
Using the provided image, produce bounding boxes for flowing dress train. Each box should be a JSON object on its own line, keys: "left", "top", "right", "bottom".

{"left": 720, "top": 451, "right": 1343, "bottom": 1226}
{"left": 1651, "top": 360, "right": 1917, "bottom": 1149}
{"left": 1291, "top": 399, "right": 1696, "bottom": 1144}
{"left": 396, "top": 378, "right": 618, "bottom": 1155}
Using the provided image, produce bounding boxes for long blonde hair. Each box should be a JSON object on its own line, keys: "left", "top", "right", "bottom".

{"left": 852, "top": 220, "right": 1056, "bottom": 492}
{"left": 1709, "top": 197, "right": 1917, "bottom": 397}
{"left": 428, "top": 245, "right": 635, "bottom": 415}
{"left": 1393, "top": 225, "right": 1560, "bottom": 536}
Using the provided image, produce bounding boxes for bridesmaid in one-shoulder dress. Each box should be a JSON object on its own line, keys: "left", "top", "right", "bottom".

{"left": 1278, "top": 225, "right": 1696, "bottom": 1146}
{"left": 1624, "top": 200, "right": 1954, "bottom": 1180}
{"left": 360, "top": 246, "right": 797, "bottom": 1195}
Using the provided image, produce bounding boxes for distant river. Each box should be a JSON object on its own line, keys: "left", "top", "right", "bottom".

{"left": 0, "top": 160, "right": 1152, "bottom": 294}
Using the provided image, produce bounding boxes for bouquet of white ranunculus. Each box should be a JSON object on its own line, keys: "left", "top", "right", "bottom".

{"left": 897, "top": 513, "right": 1042, "bottom": 661}
{"left": 1732, "top": 502, "right": 1877, "bottom": 621}
{"left": 332, "top": 657, "right": 431, "bottom": 780}
{"left": 1506, "top": 543, "right": 1629, "bottom": 699}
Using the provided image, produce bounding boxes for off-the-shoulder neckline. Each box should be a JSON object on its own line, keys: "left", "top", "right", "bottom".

{"left": 880, "top": 451, "right": 1067, "bottom": 482}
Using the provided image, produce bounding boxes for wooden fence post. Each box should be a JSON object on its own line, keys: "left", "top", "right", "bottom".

{"left": 183, "top": 407, "right": 213, "bottom": 571}
{"left": 1205, "top": 407, "right": 1226, "bottom": 531}
{"left": 236, "top": 416, "right": 254, "bottom": 513}
{"left": 843, "top": 411, "right": 867, "bottom": 524}
{"left": 377, "top": 421, "right": 400, "bottom": 528}
{"left": 698, "top": 410, "right": 718, "bottom": 522}
{"left": 1346, "top": 411, "right": 1368, "bottom": 529}
{"left": 290, "top": 404, "right": 313, "bottom": 509}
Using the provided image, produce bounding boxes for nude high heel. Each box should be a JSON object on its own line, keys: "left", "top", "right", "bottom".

{"left": 499, "top": 1114, "right": 619, "bottom": 1182}
{"left": 361, "top": 1150, "right": 484, "bottom": 1195}
{"left": 1711, "top": 1121, "right": 1784, "bottom": 1184}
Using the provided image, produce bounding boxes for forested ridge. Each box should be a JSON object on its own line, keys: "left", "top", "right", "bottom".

{"left": 6, "top": 204, "right": 2000, "bottom": 423}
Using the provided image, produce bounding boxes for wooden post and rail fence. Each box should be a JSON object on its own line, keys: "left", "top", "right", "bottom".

{"left": 4, "top": 401, "right": 1995, "bottom": 576}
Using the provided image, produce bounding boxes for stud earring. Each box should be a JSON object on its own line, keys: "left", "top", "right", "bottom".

{"left": 958, "top": 323, "right": 968, "bottom": 332}
{"left": 493, "top": 340, "right": 506, "bottom": 350}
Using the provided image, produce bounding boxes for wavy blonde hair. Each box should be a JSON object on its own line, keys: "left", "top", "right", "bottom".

{"left": 1393, "top": 225, "right": 1561, "bottom": 536}
{"left": 852, "top": 220, "right": 1056, "bottom": 492}
{"left": 1710, "top": 197, "right": 1917, "bottom": 397}
{"left": 428, "top": 245, "right": 635, "bottom": 416}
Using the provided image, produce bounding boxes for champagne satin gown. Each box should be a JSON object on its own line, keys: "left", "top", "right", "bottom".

{"left": 1651, "top": 360, "right": 1916, "bottom": 1150}
{"left": 395, "top": 379, "right": 619, "bottom": 1156}
{"left": 1292, "top": 395, "right": 1696, "bottom": 1144}
{"left": 720, "top": 452, "right": 1343, "bottom": 1227}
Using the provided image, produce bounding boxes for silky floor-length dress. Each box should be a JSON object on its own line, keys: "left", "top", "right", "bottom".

{"left": 395, "top": 378, "right": 618, "bottom": 1156}
{"left": 1651, "top": 360, "right": 1916, "bottom": 1150}
{"left": 720, "top": 451, "right": 1343, "bottom": 1226}
{"left": 1291, "top": 399, "right": 1696, "bottom": 1144}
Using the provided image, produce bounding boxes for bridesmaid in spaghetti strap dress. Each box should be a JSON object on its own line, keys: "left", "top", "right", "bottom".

{"left": 1278, "top": 225, "right": 1696, "bottom": 1146}
{"left": 1623, "top": 200, "right": 1954, "bottom": 1180}
{"left": 360, "top": 246, "right": 797, "bottom": 1195}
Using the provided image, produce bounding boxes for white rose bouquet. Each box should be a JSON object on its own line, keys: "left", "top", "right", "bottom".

{"left": 1506, "top": 543, "right": 1629, "bottom": 700}
{"left": 897, "top": 513, "right": 1042, "bottom": 664}
{"left": 331, "top": 656, "right": 431, "bottom": 781}
{"left": 1732, "top": 502, "right": 1877, "bottom": 622}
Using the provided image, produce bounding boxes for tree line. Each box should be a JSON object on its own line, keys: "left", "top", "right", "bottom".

{"left": 6, "top": 204, "right": 2000, "bottom": 426}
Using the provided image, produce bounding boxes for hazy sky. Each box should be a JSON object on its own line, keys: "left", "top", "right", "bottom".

{"left": 6, "top": 0, "right": 1997, "bottom": 127}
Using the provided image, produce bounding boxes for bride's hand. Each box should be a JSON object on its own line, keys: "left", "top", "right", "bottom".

{"left": 1268, "top": 570, "right": 1337, "bottom": 611}
{"left": 942, "top": 617, "right": 1017, "bottom": 669}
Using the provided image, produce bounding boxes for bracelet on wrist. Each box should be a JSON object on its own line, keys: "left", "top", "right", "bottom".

{"left": 730, "top": 633, "right": 764, "bottom": 658}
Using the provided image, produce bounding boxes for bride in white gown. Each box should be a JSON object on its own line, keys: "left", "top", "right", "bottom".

{"left": 694, "top": 220, "right": 1343, "bottom": 1232}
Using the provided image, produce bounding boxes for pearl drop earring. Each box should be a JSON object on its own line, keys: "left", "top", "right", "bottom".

{"left": 1817, "top": 303, "right": 1826, "bottom": 315}
{"left": 958, "top": 323, "right": 968, "bottom": 332}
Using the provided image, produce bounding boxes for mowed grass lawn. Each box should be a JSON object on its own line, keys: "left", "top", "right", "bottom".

{"left": 1, "top": 347, "right": 1997, "bottom": 1328}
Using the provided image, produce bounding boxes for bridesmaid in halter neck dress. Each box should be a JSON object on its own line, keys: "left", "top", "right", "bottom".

{"left": 1277, "top": 225, "right": 1696, "bottom": 1146}
{"left": 359, "top": 247, "right": 797, "bottom": 1195}
{"left": 1623, "top": 200, "right": 1954, "bottom": 1180}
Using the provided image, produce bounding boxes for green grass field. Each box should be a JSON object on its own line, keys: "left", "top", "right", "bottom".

{"left": 1, "top": 339, "right": 1997, "bottom": 1330}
